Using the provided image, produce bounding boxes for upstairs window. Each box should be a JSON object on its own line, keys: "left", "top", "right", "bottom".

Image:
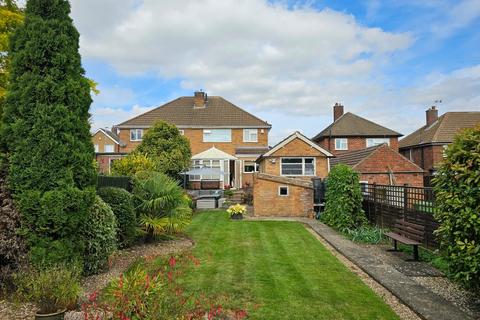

{"left": 335, "top": 138, "right": 348, "bottom": 150}
{"left": 130, "top": 129, "right": 143, "bottom": 141}
{"left": 281, "top": 158, "right": 315, "bottom": 176}
{"left": 203, "top": 129, "right": 231, "bottom": 142}
{"left": 105, "top": 144, "right": 115, "bottom": 153}
{"left": 243, "top": 129, "right": 258, "bottom": 142}
{"left": 366, "top": 138, "right": 390, "bottom": 148}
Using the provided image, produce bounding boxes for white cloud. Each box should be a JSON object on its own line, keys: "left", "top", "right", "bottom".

{"left": 71, "top": 0, "right": 412, "bottom": 119}
{"left": 91, "top": 104, "right": 154, "bottom": 131}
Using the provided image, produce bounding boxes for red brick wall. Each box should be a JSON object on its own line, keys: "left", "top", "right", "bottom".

{"left": 316, "top": 137, "right": 399, "bottom": 156}
{"left": 253, "top": 174, "right": 314, "bottom": 217}
{"left": 95, "top": 154, "right": 126, "bottom": 174}
{"left": 354, "top": 145, "right": 424, "bottom": 187}
{"left": 400, "top": 144, "right": 447, "bottom": 175}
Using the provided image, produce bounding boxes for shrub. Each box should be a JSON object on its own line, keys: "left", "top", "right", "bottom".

{"left": 81, "top": 196, "right": 117, "bottom": 275}
{"left": 345, "top": 225, "right": 385, "bottom": 244}
{"left": 433, "top": 126, "right": 480, "bottom": 289}
{"left": 18, "top": 187, "right": 96, "bottom": 268}
{"left": 111, "top": 153, "right": 155, "bottom": 177}
{"left": 227, "top": 204, "right": 247, "bottom": 217}
{"left": 14, "top": 265, "right": 81, "bottom": 314}
{"left": 98, "top": 187, "right": 136, "bottom": 248}
{"left": 135, "top": 121, "right": 192, "bottom": 178}
{"left": 2, "top": 0, "right": 97, "bottom": 269}
{"left": 134, "top": 172, "right": 192, "bottom": 241}
{"left": 0, "top": 169, "right": 26, "bottom": 289}
{"left": 321, "top": 164, "right": 367, "bottom": 232}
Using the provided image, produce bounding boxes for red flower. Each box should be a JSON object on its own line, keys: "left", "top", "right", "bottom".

{"left": 169, "top": 256, "right": 176, "bottom": 267}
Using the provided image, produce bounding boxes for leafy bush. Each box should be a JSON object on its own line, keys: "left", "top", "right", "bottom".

{"left": 81, "top": 196, "right": 117, "bottom": 275}
{"left": 82, "top": 255, "right": 247, "bottom": 320}
{"left": 135, "top": 121, "right": 192, "bottom": 178}
{"left": 0, "top": 169, "right": 26, "bottom": 289}
{"left": 134, "top": 172, "right": 192, "bottom": 242}
{"left": 433, "top": 126, "right": 480, "bottom": 289}
{"left": 227, "top": 204, "right": 247, "bottom": 217}
{"left": 345, "top": 225, "right": 385, "bottom": 244}
{"left": 98, "top": 187, "right": 136, "bottom": 248}
{"left": 321, "top": 164, "right": 367, "bottom": 232}
{"left": 111, "top": 153, "right": 155, "bottom": 177}
{"left": 18, "top": 187, "right": 96, "bottom": 268}
{"left": 14, "top": 265, "right": 81, "bottom": 314}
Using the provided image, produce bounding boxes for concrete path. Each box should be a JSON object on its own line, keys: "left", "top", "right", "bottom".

{"left": 250, "top": 217, "right": 472, "bottom": 320}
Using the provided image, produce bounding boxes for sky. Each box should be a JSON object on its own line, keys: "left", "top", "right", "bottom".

{"left": 68, "top": 0, "right": 480, "bottom": 144}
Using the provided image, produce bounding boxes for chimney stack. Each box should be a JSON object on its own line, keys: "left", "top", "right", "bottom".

{"left": 333, "top": 103, "right": 344, "bottom": 121}
{"left": 194, "top": 90, "right": 207, "bottom": 108}
{"left": 426, "top": 106, "right": 438, "bottom": 126}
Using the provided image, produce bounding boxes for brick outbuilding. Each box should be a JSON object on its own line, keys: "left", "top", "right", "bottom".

{"left": 253, "top": 132, "right": 333, "bottom": 217}
{"left": 330, "top": 144, "right": 424, "bottom": 187}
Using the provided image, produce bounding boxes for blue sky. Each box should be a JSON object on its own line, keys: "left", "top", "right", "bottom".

{"left": 70, "top": 0, "right": 480, "bottom": 144}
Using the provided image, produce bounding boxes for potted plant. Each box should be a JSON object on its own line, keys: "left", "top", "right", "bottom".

{"left": 14, "top": 265, "right": 82, "bottom": 320}
{"left": 227, "top": 203, "right": 247, "bottom": 220}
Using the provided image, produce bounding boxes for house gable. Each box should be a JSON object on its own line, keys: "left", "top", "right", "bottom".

{"left": 262, "top": 131, "right": 333, "bottom": 158}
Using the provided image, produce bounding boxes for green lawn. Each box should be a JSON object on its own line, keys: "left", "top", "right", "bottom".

{"left": 182, "top": 211, "right": 399, "bottom": 320}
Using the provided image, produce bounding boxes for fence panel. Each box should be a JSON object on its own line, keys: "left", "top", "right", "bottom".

{"left": 360, "top": 183, "right": 439, "bottom": 248}
{"left": 97, "top": 175, "right": 132, "bottom": 191}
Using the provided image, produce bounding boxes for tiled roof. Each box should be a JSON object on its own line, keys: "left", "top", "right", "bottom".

{"left": 329, "top": 144, "right": 381, "bottom": 167}
{"left": 399, "top": 112, "right": 480, "bottom": 149}
{"left": 116, "top": 96, "right": 271, "bottom": 128}
{"left": 235, "top": 146, "right": 271, "bottom": 155}
{"left": 312, "top": 112, "right": 402, "bottom": 140}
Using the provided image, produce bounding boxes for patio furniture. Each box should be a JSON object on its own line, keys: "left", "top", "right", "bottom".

{"left": 385, "top": 219, "right": 425, "bottom": 261}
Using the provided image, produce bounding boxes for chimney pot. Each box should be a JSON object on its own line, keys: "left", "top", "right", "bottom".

{"left": 333, "top": 103, "right": 344, "bottom": 121}
{"left": 426, "top": 106, "right": 439, "bottom": 126}
{"left": 194, "top": 90, "right": 207, "bottom": 108}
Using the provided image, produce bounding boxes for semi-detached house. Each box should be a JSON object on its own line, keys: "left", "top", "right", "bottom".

{"left": 100, "top": 91, "right": 271, "bottom": 189}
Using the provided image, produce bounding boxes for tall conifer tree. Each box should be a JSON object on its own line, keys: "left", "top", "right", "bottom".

{"left": 2, "top": 0, "right": 97, "bottom": 266}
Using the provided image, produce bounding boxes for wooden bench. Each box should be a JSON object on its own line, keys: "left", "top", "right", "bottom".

{"left": 385, "top": 219, "right": 425, "bottom": 261}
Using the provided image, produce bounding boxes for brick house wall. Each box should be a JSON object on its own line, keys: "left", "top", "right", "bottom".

{"left": 400, "top": 144, "right": 446, "bottom": 175}
{"left": 260, "top": 138, "right": 329, "bottom": 179}
{"left": 317, "top": 136, "right": 399, "bottom": 156}
{"left": 253, "top": 174, "right": 314, "bottom": 217}
{"left": 118, "top": 127, "right": 269, "bottom": 155}
{"left": 92, "top": 131, "right": 120, "bottom": 153}
{"left": 353, "top": 145, "right": 424, "bottom": 187}
{"left": 96, "top": 154, "right": 126, "bottom": 174}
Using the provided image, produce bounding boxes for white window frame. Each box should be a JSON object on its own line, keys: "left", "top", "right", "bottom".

{"left": 280, "top": 157, "right": 316, "bottom": 176}
{"left": 278, "top": 186, "right": 289, "bottom": 196}
{"left": 366, "top": 138, "right": 390, "bottom": 148}
{"left": 104, "top": 144, "right": 115, "bottom": 153}
{"left": 442, "top": 144, "right": 448, "bottom": 158}
{"left": 94, "top": 144, "right": 99, "bottom": 153}
{"left": 243, "top": 161, "right": 259, "bottom": 173}
{"left": 335, "top": 138, "right": 348, "bottom": 150}
{"left": 130, "top": 129, "right": 143, "bottom": 141}
{"left": 179, "top": 129, "right": 185, "bottom": 135}
{"left": 243, "top": 129, "right": 258, "bottom": 142}
{"left": 203, "top": 129, "right": 232, "bottom": 142}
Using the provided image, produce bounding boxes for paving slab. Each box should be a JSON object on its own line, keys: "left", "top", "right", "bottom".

{"left": 250, "top": 216, "right": 472, "bottom": 320}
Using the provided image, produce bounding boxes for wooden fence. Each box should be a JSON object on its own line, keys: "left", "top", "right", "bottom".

{"left": 97, "top": 175, "right": 132, "bottom": 191}
{"left": 360, "top": 183, "right": 439, "bottom": 248}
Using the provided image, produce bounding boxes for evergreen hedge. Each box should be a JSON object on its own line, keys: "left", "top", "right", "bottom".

{"left": 2, "top": 0, "right": 96, "bottom": 268}
{"left": 98, "top": 187, "right": 137, "bottom": 248}
{"left": 321, "top": 164, "right": 367, "bottom": 232}
{"left": 433, "top": 126, "right": 480, "bottom": 290}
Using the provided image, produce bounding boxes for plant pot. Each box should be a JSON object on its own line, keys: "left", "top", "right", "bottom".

{"left": 231, "top": 213, "right": 244, "bottom": 220}
{"left": 35, "top": 309, "right": 67, "bottom": 320}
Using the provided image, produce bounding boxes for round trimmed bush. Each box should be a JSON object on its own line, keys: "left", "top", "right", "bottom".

{"left": 433, "top": 126, "right": 480, "bottom": 289}
{"left": 98, "top": 187, "right": 137, "bottom": 248}
{"left": 321, "top": 164, "right": 367, "bottom": 232}
{"left": 82, "top": 196, "right": 117, "bottom": 275}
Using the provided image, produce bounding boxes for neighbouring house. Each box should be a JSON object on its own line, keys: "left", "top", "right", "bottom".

{"left": 312, "top": 103, "right": 402, "bottom": 155}
{"left": 330, "top": 143, "right": 424, "bottom": 187}
{"left": 112, "top": 91, "right": 271, "bottom": 189}
{"left": 92, "top": 128, "right": 127, "bottom": 174}
{"left": 253, "top": 131, "right": 333, "bottom": 217}
{"left": 399, "top": 106, "right": 480, "bottom": 184}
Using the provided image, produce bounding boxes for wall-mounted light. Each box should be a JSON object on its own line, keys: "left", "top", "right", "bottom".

{"left": 270, "top": 159, "right": 276, "bottom": 164}
{"left": 261, "top": 129, "right": 264, "bottom": 134}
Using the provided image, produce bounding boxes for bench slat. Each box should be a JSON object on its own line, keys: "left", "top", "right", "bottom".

{"left": 395, "top": 219, "right": 425, "bottom": 231}
{"left": 385, "top": 232, "right": 420, "bottom": 245}
{"left": 394, "top": 225, "right": 425, "bottom": 238}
